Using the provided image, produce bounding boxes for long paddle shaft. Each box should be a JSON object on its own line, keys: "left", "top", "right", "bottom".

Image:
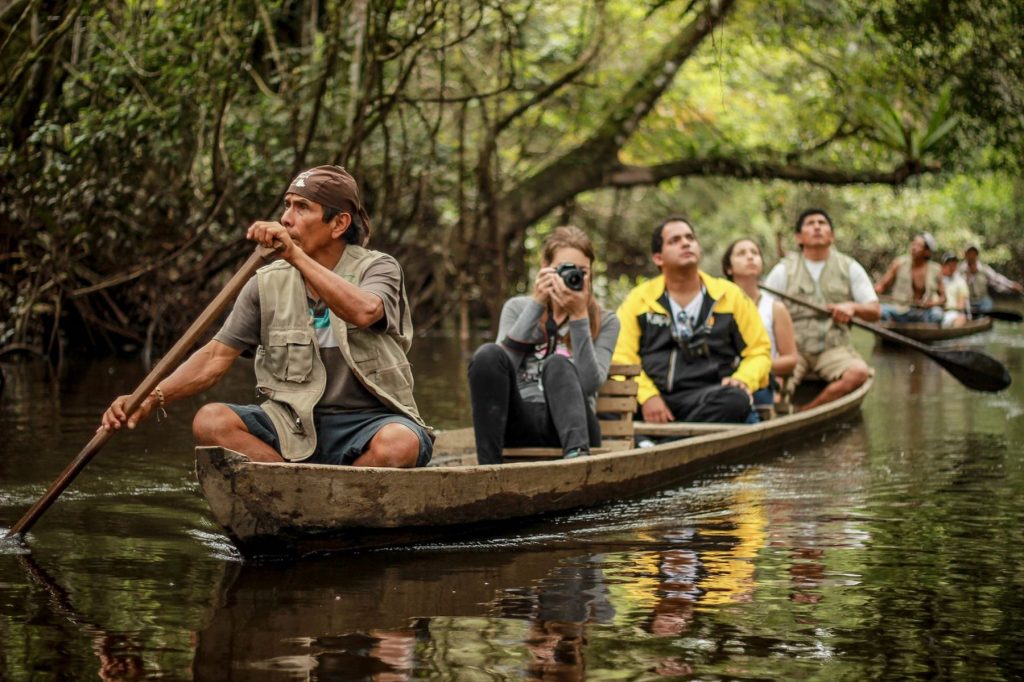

{"left": 980, "top": 308, "right": 1023, "bottom": 323}
{"left": 6, "top": 244, "right": 279, "bottom": 538}
{"left": 760, "top": 285, "right": 1012, "bottom": 393}
{"left": 879, "top": 297, "right": 1022, "bottom": 323}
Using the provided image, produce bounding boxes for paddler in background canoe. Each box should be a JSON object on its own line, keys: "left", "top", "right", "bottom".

{"left": 939, "top": 251, "right": 971, "bottom": 329}
{"left": 99, "top": 165, "right": 433, "bottom": 468}
{"left": 959, "top": 244, "right": 1024, "bottom": 315}
{"left": 613, "top": 217, "right": 771, "bottom": 425}
{"left": 874, "top": 231, "right": 946, "bottom": 324}
{"left": 762, "top": 209, "right": 880, "bottom": 411}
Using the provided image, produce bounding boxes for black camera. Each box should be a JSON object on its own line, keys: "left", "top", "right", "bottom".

{"left": 555, "top": 262, "right": 586, "bottom": 291}
{"left": 680, "top": 333, "right": 712, "bottom": 361}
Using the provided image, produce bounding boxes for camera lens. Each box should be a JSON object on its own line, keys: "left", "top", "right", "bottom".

{"left": 556, "top": 263, "right": 585, "bottom": 291}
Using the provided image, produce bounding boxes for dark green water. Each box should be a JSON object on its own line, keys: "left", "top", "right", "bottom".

{"left": 2, "top": 324, "right": 1024, "bottom": 680}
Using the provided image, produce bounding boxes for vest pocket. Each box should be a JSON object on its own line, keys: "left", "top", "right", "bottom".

{"left": 823, "top": 277, "right": 849, "bottom": 302}
{"left": 365, "top": 361, "right": 416, "bottom": 406}
{"left": 346, "top": 324, "right": 382, "bottom": 364}
{"left": 267, "top": 329, "right": 315, "bottom": 383}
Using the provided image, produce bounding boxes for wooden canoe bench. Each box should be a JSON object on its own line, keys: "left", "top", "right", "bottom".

{"left": 503, "top": 364, "right": 641, "bottom": 459}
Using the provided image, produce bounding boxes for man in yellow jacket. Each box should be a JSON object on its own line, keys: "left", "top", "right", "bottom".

{"left": 614, "top": 217, "right": 771, "bottom": 423}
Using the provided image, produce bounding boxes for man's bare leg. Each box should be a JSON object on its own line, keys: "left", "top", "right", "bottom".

{"left": 799, "top": 363, "right": 870, "bottom": 412}
{"left": 353, "top": 422, "right": 420, "bottom": 468}
{"left": 192, "top": 403, "right": 284, "bottom": 463}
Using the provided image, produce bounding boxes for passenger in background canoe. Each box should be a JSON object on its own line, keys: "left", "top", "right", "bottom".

{"left": 939, "top": 252, "right": 971, "bottom": 328}
{"left": 100, "top": 165, "right": 433, "bottom": 468}
{"left": 721, "top": 238, "right": 798, "bottom": 413}
{"left": 613, "top": 218, "right": 770, "bottom": 424}
{"left": 467, "top": 226, "right": 620, "bottom": 464}
{"left": 958, "top": 244, "right": 1024, "bottom": 314}
{"left": 874, "top": 232, "right": 945, "bottom": 323}
{"left": 762, "top": 209, "right": 879, "bottom": 411}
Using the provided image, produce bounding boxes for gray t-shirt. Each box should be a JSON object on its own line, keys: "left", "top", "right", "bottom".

{"left": 214, "top": 256, "right": 403, "bottom": 411}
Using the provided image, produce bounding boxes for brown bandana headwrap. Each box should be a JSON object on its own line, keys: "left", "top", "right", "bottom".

{"left": 287, "top": 165, "right": 372, "bottom": 245}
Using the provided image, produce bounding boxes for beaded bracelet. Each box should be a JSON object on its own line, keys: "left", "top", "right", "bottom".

{"left": 152, "top": 386, "right": 168, "bottom": 422}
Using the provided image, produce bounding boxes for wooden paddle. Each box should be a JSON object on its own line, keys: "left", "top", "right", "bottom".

{"left": 979, "top": 308, "right": 1022, "bottom": 323}
{"left": 5, "top": 244, "right": 279, "bottom": 539}
{"left": 760, "top": 285, "right": 1012, "bottom": 393}
{"left": 879, "top": 296, "right": 1023, "bottom": 323}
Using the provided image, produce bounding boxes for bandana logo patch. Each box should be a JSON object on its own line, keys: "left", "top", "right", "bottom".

{"left": 292, "top": 170, "right": 314, "bottom": 187}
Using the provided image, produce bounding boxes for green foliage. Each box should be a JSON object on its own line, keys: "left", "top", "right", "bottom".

{"left": 860, "top": 85, "right": 958, "bottom": 159}
{"left": 868, "top": 0, "right": 1024, "bottom": 170}
{"left": 0, "top": 0, "right": 1021, "bottom": 354}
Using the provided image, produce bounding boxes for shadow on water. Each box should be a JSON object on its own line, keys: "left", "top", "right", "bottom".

{"left": 2, "top": 324, "right": 1024, "bottom": 679}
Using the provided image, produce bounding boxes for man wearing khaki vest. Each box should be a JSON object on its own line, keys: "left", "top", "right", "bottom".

{"left": 874, "top": 232, "right": 946, "bottom": 324}
{"left": 100, "top": 165, "right": 432, "bottom": 467}
{"left": 958, "top": 244, "right": 1024, "bottom": 314}
{"left": 762, "top": 209, "right": 880, "bottom": 411}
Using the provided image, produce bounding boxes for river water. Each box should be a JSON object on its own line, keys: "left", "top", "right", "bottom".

{"left": 2, "top": 323, "right": 1023, "bottom": 680}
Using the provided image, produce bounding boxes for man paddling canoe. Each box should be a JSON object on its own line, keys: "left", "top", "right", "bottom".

{"left": 762, "top": 209, "right": 880, "bottom": 411}
{"left": 874, "top": 232, "right": 946, "bottom": 324}
{"left": 958, "top": 244, "right": 1024, "bottom": 314}
{"left": 100, "top": 165, "right": 433, "bottom": 468}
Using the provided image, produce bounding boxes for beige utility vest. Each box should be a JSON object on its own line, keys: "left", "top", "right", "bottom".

{"left": 253, "top": 245, "right": 424, "bottom": 461}
{"left": 783, "top": 250, "right": 853, "bottom": 356}
{"left": 889, "top": 257, "right": 941, "bottom": 313}
{"left": 965, "top": 267, "right": 989, "bottom": 302}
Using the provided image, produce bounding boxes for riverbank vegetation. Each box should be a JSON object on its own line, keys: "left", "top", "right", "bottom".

{"left": 2, "top": 0, "right": 1022, "bottom": 359}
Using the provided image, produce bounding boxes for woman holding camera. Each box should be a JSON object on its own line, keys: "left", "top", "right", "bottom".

{"left": 468, "top": 226, "right": 620, "bottom": 464}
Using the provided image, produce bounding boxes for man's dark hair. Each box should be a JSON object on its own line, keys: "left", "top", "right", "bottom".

{"left": 794, "top": 208, "right": 833, "bottom": 233}
{"left": 651, "top": 216, "right": 695, "bottom": 254}
{"left": 323, "top": 205, "right": 364, "bottom": 245}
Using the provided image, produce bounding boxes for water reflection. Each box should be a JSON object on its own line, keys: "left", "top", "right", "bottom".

{"left": 17, "top": 554, "right": 148, "bottom": 680}
{"left": 193, "top": 548, "right": 591, "bottom": 679}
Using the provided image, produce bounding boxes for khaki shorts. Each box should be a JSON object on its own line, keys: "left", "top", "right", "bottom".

{"left": 792, "top": 345, "right": 872, "bottom": 385}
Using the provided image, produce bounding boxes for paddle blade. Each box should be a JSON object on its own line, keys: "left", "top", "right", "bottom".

{"left": 985, "top": 309, "right": 1023, "bottom": 323}
{"left": 932, "top": 349, "right": 1012, "bottom": 392}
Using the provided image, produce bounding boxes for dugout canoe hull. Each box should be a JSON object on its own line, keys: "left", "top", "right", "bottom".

{"left": 195, "top": 380, "right": 871, "bottom": 555}
{"left": 878, "top": 316, "right": 992, "bottom": 342}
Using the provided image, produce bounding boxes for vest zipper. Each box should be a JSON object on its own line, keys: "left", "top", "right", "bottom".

{"left": 282, "top": 402, "right": 305, "bottom": 435}
{"left": 667, "top": 347, "right": 677, "bottom": 392}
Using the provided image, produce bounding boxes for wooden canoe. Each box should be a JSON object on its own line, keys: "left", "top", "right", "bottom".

{"left": 195, "top": 379, "right": 872, "bottom": 555}
{"left": 878, "top": 316, "right": 992, "bottom": 343}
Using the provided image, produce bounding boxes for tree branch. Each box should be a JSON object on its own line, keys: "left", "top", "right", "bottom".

{"left": 493, "top": 22, "right": 604, "bottom": 135}
{"left": 0, "top": 2, "right": 81, "bottom": 102}
{"left": 607, "top": 156, "right": 940, "bottom": 188}
{"left": 497, "top": 0, "right": 737, "bottom": 232}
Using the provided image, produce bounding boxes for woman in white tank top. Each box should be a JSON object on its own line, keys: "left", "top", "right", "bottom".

{"left": 722, "top": 238, "right": 798, "bottom": 407}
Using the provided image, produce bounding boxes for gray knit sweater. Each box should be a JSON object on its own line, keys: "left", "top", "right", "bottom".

{"left": 497, "top": 295, "right": 620, "bottom": 406}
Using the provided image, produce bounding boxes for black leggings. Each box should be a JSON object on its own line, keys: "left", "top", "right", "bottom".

{"left": 468, "top": 343, "right": 600, "bottom": 464}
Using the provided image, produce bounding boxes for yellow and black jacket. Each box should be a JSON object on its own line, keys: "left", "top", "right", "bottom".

{"left": 613, "top": 272, "right": 771, "bottom": 405}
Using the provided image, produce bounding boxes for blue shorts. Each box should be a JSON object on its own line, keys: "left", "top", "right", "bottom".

{"left": 227, "top": 404, "right": 433, "bottom": 467}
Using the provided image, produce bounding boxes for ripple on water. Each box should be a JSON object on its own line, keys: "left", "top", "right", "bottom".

{"left": 983, "top": 394, "right": 1024, "bottom": 419}
{"left": 186, "top": 529, "right": 243, "bottom": 562}
{"left": 0, "top": 531, "right": 30, "bottom": 555}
